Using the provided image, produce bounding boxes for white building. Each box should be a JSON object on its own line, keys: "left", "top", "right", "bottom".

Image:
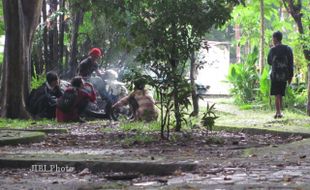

{"left": 196, "top": 41, "right": 231, "bottom": 95}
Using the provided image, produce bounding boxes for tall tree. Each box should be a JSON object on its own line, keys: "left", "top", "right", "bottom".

{"left": 67, "top": 8, "right": 83, "bottom": 78}
{"left": 0, "top": 0, "right": 43, "bottom": 118}
{"left": 190, "top": 51, "right": 199, "bottom": 116}
{"left": 58, "top": 0, "right": 66, "bottom": 73}
{"left": 42, "top": 0, "right": 49, "bottom": 73}
{"left": 127, "top": 0, "right": 242, "bottom": 132}
{"left": 258, "top": 0, "right": 265, "bottom": 74}
{"left": 46, "top": 0, "right": 59, "bottom": 72}
{"left": 282, "top": 0, "right": 310, "bottom": 115}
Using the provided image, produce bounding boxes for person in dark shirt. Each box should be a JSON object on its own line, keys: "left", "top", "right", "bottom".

{"left": 267, "top": 31, "right": 294, "bottom": 119}
{"left": 27, "top": 72, "right": 63, "bottom": 119}
{"left": 77, "top": 48, "right": 103, "bottom": 78}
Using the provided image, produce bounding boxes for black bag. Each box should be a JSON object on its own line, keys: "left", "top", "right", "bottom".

{"left": 57, "top": 88, "right": 78, "bottom": 113}
{"left": 271, "top": 48, "right": 289, "bottom": 82}
{"left": 26, "top": 86, "right": 46, "bottom": 115}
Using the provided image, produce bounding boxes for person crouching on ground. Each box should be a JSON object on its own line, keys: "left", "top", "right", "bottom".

{"left": 56, "top": 77, "right": 96, "bottom": 122}
{"left": 27, "top": 71, "right": 63, "bottom": 119}
{"left": 77, "top": 48, "right": 103, "bottom": 78}
{"left": 112, "top": 79, "right": 158, "bottom": 122}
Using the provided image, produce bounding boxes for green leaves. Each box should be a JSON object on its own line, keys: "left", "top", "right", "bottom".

{"left": 124, "top": 0, "right": 241, "bottom": 132}
{"left": 227, "top": 47, "right": 259, "bottom": 104}
{"left": 201, "top": 103, "right": 218, "bottom": 131}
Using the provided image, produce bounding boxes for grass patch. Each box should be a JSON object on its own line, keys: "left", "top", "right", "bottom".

{"left": 215, "top": 108, "right": 310, "bottom": 133}
{"left": 120, "top": 121, "right": 161, "bottom": 132}
{"left": 239, "top": 104, "right": 252, "bottom": 110}
{"left": 0, "top": 119, "right": 57, "bottom": 129}
{"left": 197, "top": 97, "right": 310, "bottom": 135}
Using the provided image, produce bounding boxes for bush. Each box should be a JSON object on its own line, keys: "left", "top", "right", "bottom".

{"left": 227, "top": 47, "right": 259, "bottom": 104}
{"left": 258, "top": 65, "right": 271, "bottom": 106}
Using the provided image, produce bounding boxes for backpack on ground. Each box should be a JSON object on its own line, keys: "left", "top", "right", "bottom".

{"left": 271, "top": 48, "right": 289, "bottom": 82}
{"left": 57, "top": 88, "right": 78, "bottom": 113}
{"left": 26, "top": 85, "right": 46, "bottom": 115}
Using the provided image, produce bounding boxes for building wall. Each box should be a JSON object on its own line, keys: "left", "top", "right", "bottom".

{"left": 196, "top": 41, "right": 231, "bottom": 95}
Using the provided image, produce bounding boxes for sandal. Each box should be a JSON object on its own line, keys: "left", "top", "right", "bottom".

{"left": 274, "top": 113, "right": 283, "bottom": 119}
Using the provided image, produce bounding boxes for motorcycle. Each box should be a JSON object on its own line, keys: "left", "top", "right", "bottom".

{"left": 60, "top": 69, "right": 132, "bottom": 121}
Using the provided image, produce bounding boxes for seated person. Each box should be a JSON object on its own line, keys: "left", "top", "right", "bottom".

{"left": 112, "top": 79, "right": 158, "bottom": 122}
{"left": 56, "top": 77, "right": 96, "bottom": 122}
{"left": 27, "top": 72, "right": 63, "bottom": 119}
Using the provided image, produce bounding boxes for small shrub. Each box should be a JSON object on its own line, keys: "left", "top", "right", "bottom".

{"left": 0, "top": 53, "right": 3, "bottom": 65}
{"left": 201, "top": 103, "right": 218, "bottom": 131}
{"left": 227, "top": 47, "right": 259, "bottom": 104}
{"left": 259, "top": 66, "right": 271, "bottom": 105}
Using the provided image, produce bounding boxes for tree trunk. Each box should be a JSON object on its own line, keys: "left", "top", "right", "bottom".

{"left": 171, "top": 22, "right": 182, "bottom": 132}
{"left": 259, "top": 0, "right": 265, "bottom": 74}
{"left": 308, "top": 64, "right": 310, "bottom": 115}
{"left": 235, "top": 24, "right": 241, "bottom": 63}
{"left": 171, "top": 63, "right": 182, "bottom": 131}
{"left": 58, "top": 0, "right": 65, "bottom": 74}
{"left": 190, "top": 51, "right": 199, "bottom": 116}
{"left": 67, "top": 9, "right": 83, "bottom": 78}
{"left": 42, "top": 0, "right": 49, "bottom": 73}
{"left": 47, "top": 0, "right": 59, "bottom": 72}
{"left": 282, "top": 0, "right": 310, "bottom": 115}
{"left": 31, "top": 18, "right": 44, "bottom": 76}
{"left": 32, "top": 39, "right": 44, "bottom": 76}
{"left": 1, "top": 0, "right": 43, "bottom": 119}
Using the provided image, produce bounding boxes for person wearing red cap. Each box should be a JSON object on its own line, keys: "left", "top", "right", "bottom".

{"left": 77, "top": 48, "right": 103, "bottom": 78}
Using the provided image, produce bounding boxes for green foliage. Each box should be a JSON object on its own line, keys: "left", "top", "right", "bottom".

{"left": 239, "top": 104, "right": 253, "bottom": 110}
{"left": 226, "top": 0, "right": 308, "bottom": 111}
{"left": 124, "top": 0, "right": 242, "bottom": 135}
{"left": 119, "top": 121, "right": 159, "bottom": 146}
{"left": 230, "top": 0, "right": 308, "bottom": 83}
{"left": 293, "top": 88, "right": 308, "bottom": 110}
{"left": 284, "top": 86, "right": 296, "bottom": 108}
{"left": 0, "top": 52, "right": 3, "bottom": 65}
{"left": 227, "top": 47, "right": 259, "bottom": 104}
{"left": 76, "top": 2, "right": 138, "bottom": 68}
{"left": 31, "top": 75, "right": 45, "bottom": 90}
{"left": 201, "top": 103, "right": 218, "bottom": 131}
{"left": 0, "top": 1, "right": 4, "bottom": 36}
{"left": 258, "top": 65, "right": 271, "bottom": 105}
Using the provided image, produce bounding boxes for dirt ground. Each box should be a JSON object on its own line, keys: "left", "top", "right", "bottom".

{"left": 0, "top": 98, "right": 310, "bottom": 189}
